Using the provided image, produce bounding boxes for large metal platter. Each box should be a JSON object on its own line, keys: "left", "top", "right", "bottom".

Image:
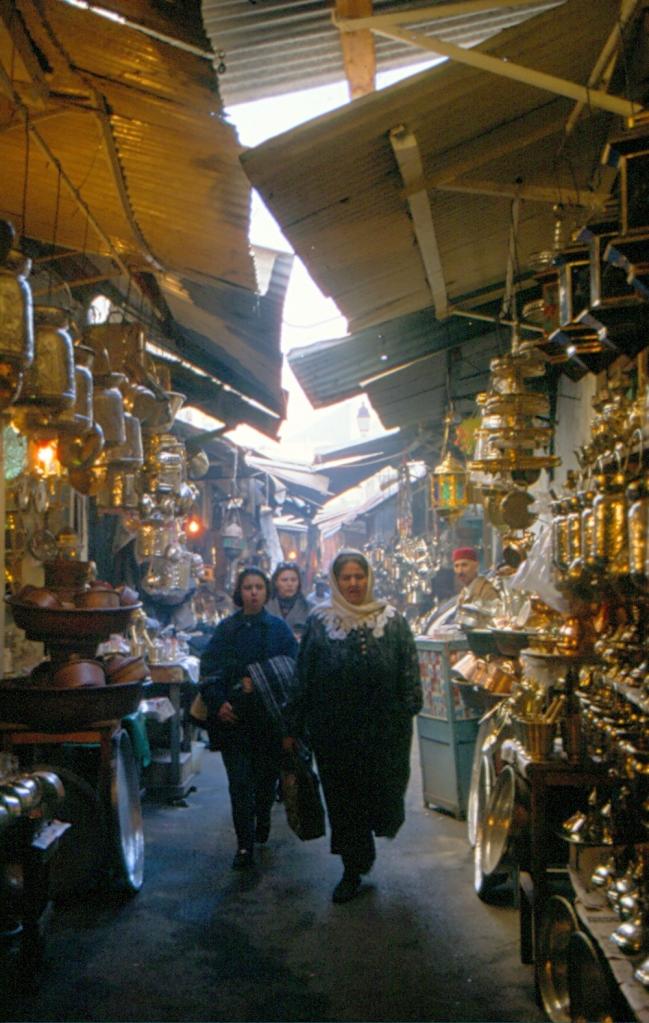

{"left": 537, "top": 895, "right": 579, "bottom": 1023}
{"left": 481, "top": 765, "right": 530, "bottom": 876}
{"left": 110, "top": 729, "right": 144, "bottom": 894}
{"left": 567, "top": 930, "right": 615, "bottom": 1023}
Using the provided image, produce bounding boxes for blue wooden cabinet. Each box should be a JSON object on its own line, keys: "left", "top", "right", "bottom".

{"left": 415, "top": 635, "right": 481, "bottom": 820}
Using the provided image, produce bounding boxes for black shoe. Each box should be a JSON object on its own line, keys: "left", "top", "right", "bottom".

{"left": 255, "top": 820, "right": 271, "bottom": 844}
{"left": 232, "top": 848, "right": 254, "bottom": 870}
{"left": 332, "top": 872, "right": 361, "bottom": 904}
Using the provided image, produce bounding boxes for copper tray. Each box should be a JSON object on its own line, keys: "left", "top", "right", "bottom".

{"left": 6, "top": 597, "right": 141, "bottom": 644}
{"left": 0, "top": 680, "right": 145, "bottom": 732}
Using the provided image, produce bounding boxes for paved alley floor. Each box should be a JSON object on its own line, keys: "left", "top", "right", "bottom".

{"left": 1, "top": 738, "right": 544, "bottom": 1022}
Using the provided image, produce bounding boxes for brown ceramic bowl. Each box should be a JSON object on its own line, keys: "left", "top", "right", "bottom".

{"left": 51, "top": 658, "right": 106, "bottom": 689}
{"left": 20, "top": 587, "right": 61, "bottom": 609}
{"left": 104, "top": 654, "right": 147, "bottom": 684}
{"left": 116, "top": 585, "right": 139, "bottom": 607}
{"left": 6, "top": 598, "right": 142, "bottom": 646}
{"left": 74, "top": 588, "right": 120, "bottom": 610}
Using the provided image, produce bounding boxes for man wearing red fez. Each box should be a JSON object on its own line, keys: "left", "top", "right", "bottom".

{"left": 452, "top": 546, "right": 498, "bottom": 605}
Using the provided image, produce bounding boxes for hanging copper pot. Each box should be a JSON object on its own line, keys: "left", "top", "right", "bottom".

{"left": 15, "top": 305, "right": 75, "bottom": 413}
{"left": 0, "top": 221, "right": 34, "bottom": 409}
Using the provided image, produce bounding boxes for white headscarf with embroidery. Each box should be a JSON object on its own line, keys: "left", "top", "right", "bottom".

{"left": 314, "top": 549, "right": 396, "bottom": 639}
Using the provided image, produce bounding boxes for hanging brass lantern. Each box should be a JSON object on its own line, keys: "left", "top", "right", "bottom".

{"left": 14, "top": 305, "right": 75, "bottom": 418}
{"left": 431, "top": 451, "right": 468, "bottom": 520}
{"left": 0, "top": 221, "right": 34, "bottom": 410}
{"left": 431, "top": 410, "right": 468, "bottom": 521}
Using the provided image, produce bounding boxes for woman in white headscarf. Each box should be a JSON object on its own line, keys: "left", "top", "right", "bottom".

{"left": 285, "top": 550, "right": 422, "bottom": 903}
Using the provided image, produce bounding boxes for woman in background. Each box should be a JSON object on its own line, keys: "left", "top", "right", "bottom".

{"left": 265, "top": 561, "right": 311, "bottom": 639}
{"left": 285, "top": 550, "right": 422, "bottom": 903}
{"left": 200, "top": 567, "right": 297, "bottom": 869}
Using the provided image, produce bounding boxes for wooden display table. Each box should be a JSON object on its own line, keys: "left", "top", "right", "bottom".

{"left": 500, "top": 741, "right": 605, "bottom": 973}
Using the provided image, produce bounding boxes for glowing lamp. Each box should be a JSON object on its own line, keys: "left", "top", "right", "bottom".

{"left": 185, "top": 514, "right": 204, "bottom": 538}
{"left": 431, "top": 452, "right": 468, "bottom": 520}
{"left": 28, "top": 437, "right": 60, "bottom": 477}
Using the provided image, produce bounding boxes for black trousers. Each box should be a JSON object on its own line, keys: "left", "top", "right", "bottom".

{"left": 221, "top": 744, "right": 281, "bottom": 851}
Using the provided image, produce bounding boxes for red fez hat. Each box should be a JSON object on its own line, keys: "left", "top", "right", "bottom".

{"left": 452, "top": 546, "right": 478, "bottom": 563}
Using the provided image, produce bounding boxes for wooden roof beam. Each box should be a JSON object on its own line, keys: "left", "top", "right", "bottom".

{"left": 334, "top": 0, "right": 548, "bottom": 31}
{"left": 434, "top": 177, "right": 610, "bottom": 207}
{"left": 389, "top": 125, "right": 448, "bottom": 319}
{"left": 564, "top": 0, "right": 642, "bottom": 137}
{"left": 347, "top": 22, "right": 643, "bottom": 117}
{"left": 401, "top": 104, "right": 570, "bottom": 198}
{"left": 335, "top": 0, "right": 376, "bottom": 99}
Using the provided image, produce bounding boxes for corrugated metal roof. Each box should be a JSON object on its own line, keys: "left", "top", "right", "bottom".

{"left": 288, "top": 289, "right": 536, "bottom": 429}
{"left": 288, "top": 298, "right": 521, "bottom": 407}
{"left": 241, "top": 0, "right": 627, "bottom": 333}
{"left": 201, "top": 0, "right": 557, "bottom": 106}
{"left": 0, "top": 0, "right": 290, "bottom": 430}
{"left": 3, "top": 0, "right": 254, "bottom": 289}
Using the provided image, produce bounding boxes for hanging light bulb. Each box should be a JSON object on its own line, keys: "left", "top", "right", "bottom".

{"left": 185, "top": 514, "right": 204, "bottom": 538}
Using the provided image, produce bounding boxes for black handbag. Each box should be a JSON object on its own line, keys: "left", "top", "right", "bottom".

{"left": 281, "top": 751, "right": 326, "bottom": 841}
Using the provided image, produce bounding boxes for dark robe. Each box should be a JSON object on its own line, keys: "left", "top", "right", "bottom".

{"left": 199, "top": 608, "right": 297, "bottom": 751}
{"left": 288, "top": 611, "right": 422, "bottom": 853}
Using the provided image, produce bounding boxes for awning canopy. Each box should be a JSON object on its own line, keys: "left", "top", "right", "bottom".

{"left": 288, "top": 288, "right": 536, "bottom": 429}
{"left": 0, "top": 0, "right": 287, "bottom": 432}
{"left": 241, "top": 0, "right": 635, "bottom": 334}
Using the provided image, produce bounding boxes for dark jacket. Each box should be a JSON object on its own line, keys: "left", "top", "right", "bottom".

{"left": 199, "top": 608, "right": 297, "bottom": 750}
{"left": 287, "top": 611, "right": 422, "bottom": 842}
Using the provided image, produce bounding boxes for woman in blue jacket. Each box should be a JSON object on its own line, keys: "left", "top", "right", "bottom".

{"left": 199, "top": 566, "right": 297, "bottom": 869}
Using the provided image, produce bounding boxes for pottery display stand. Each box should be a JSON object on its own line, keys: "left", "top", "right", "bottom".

{"left": 1, "top": 599, "right": 145, "bottom": 896}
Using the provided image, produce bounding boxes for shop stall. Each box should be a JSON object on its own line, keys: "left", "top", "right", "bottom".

{"left": 437, "top": 120, "right": 649, "bottom": 1023}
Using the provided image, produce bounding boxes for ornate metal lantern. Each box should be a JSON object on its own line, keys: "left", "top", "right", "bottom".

{"left": 431, "top": 410, "right": 468, "bottom": 521}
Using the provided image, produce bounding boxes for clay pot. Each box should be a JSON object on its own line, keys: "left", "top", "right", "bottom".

{"left": 104, "top": 655, "right": 147, "bottom": 684}
{"left": 75, "top": 588, "right": 120, "bottom": 610}
{"left": 20, "top": 587, "right": 60, "bottom": 609}
{"left": 51, "top": 658, "right": 106, "bottom": 689}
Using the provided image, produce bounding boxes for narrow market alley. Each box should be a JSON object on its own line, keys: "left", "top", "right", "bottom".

{"left": 1, "top": 740, "right": 543, "bottom": 1023}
